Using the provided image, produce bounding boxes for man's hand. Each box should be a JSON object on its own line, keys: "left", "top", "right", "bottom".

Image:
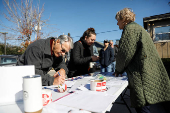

{"left": 53, "top": 68, "right": 66, "bottom": 85}
{"left": 91, "top": 56, "right": 99, "bottom": 62}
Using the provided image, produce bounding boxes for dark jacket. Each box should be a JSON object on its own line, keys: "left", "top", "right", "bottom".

{"left": 99, "top": 46, "right": 114, "bottom": 67}
{"left": 17, "top": 37, "right": 68, "bottom": 86}
{"left": 113, "top": 45, "right": 118, "bottom": 61}
{"left": 116, "top": 22, "right": 170, "bottom": 108}
{"left": 67, "top": 38, "right": 93, "bottom": 78}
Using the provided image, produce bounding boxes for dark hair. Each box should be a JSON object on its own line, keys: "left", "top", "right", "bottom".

{"left": 81, "top": 28, "right": 96, "bottom": 39}
{"left": 104, "top": 40, "right": 109, "bottom": 43}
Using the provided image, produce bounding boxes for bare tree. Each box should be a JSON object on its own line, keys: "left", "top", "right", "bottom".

{"left": 0, "top": 0, "right": 48, "bottom": 42}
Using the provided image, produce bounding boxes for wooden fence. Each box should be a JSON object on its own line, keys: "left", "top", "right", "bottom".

{"left": 154, "top": 41, "right": 170, "bottom": 58}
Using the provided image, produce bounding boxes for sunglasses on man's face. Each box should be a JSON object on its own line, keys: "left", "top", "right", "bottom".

{"left": 61, "top": 48, "right": 66, "bottom": 53}
{"left": 60, "top": 43, "right": 67, "bottom": 53}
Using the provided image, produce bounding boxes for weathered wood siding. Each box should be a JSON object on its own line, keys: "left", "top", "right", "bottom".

{"left": 154, "top": 41, "right": 170, "bottom": 58}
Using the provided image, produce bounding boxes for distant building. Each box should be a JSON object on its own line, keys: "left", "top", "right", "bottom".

{"left": 143, "top": 13, "right": 170, "bottom": 41}
{"left": 94, "top": 41, "right": 104, "bottom": 53}
{"left": 115, "top": 40, "right": 119, "bottom": 45}
{"left": 143, "top": 13, "right": 170, "bottom": 58}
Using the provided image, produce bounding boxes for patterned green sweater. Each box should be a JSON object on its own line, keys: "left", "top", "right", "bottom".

{"left": 116, "top": 22, "right": 170, "bottom": 108}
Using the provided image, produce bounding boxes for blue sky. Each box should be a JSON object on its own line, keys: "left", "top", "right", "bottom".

{"left": 0, "top": 0, "right": 170, "bottom": 45}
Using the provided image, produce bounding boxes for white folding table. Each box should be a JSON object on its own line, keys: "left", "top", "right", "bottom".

{"left": 0, "top": 72, "right": 130, "bottom": 113}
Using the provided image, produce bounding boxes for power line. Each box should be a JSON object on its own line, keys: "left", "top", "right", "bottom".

{"left": 71, "top": 29, "right": 118, "bottom": 38}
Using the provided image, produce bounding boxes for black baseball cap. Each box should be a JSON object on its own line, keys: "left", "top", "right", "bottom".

{"left": 104, "top": 40, "right": 109, "bottom": 43}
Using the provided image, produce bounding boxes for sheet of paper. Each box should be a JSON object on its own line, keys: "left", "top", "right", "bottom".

{"left": 65, "top": 81, "right": 76, "bottom": 88}
{"left": 68, "top": 77, "right": 94, "bottom": 92}
{"left": 106, "top": 80, "right": 127, "bottom": 86}
{"left": 105, "top": 76, "right": 128, "bottom": 86}
{"left": 44, "top": 81, "right": 76, "bottom": 88}
{"left": 0, "top": 65, "right": 35, "bottom": 105}
{"left": 42, "top": 102, "right": 91, "bottom": 113}
{"left": 55, "top": 91, "right": 117, "bottom": 113}
{"left": 106, "top": 87, "right": 120, "bottom": 95}
{"left": 77, "top": 85, "right": 89, "bottom": 91}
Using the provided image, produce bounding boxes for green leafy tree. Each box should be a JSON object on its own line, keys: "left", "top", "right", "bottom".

{"left": 0, "top": 43, "right": 23, "bottom": 55}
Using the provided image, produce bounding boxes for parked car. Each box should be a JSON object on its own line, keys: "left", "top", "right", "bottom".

{"left": 0, "top": 55, "right": 19, "bottom": 67}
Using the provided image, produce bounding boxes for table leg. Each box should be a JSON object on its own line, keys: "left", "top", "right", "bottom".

{"left": 120, "top": 93, "right": 132, "bottom": 113}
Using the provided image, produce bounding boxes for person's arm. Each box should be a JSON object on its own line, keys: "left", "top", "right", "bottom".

{"left": 52, "top": 56, "right": 68, "bottom": 85}
{"left": 24, "top": 46, "right": 54, "bottom": 86}
{"left": 115, "top": 28, "right": 139, "bottom": 74}
{"left": 109, "top": 47, "right": 114, "bottom": 63}
{"left": 99, "top": 49, "right": 102, "bottom": 64}
{"left": 95, "top": 46, "right": 99, "bottom": 56}
{"left": 93, "top": 45, "right": 99, "bottom": 56}
{"left": 52, "top": 56, "right": 68, "bottom": 75}
{"left": 73, "top": 42, "right": 92, "bottom": 65}
{"left": 53, "top": 68, "right": 66, "bottom": 85}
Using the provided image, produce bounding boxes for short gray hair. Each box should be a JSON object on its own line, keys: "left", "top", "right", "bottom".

{"left": 109, "top": 40, "right": 113, "bottom": 42}
{"left": 56, "top": 35, "right": 74, "bottom": 49}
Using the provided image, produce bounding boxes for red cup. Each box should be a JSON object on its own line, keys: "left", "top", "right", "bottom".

{"left": 90, "top": 80, "right": 103, "bottom": 91}
{"left": 42, "top": 89, "right": 52, "bottom": 106}
{"left": 102, "top": 80, "right": 106, "bottom": 91}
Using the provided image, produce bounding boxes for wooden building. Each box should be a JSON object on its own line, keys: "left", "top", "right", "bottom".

{"left": 143, "top": 13, "right": 170, "bottom": 58}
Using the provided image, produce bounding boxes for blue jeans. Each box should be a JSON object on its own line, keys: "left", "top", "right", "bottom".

{"left": 111, "top": 61, "right": 115, "bottom": 72}
{"left": 100, "top": 64, "right": 112, "bottom": 72}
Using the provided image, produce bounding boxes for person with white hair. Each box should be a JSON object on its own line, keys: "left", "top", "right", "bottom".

{"left": 17, "top": 35, "right": 73, "bottom": 86}
{"left": 109, "top": 40, "right": 115, "bottom": 72}
{"left": 114, "top": 8, "right": 170, "bottom": 113}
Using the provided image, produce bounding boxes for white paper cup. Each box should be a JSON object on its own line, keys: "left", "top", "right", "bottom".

{"left": 42, "top": 89, "right": 52, "bottom": 106}
{"left": 90, "top": 62, "right": 94, "bottom": 68}
{"left": 90, "top": 80, "right": 103, "bottom": 91}
{"left": 23, "top": 75, "right": 42, "bottom": 113}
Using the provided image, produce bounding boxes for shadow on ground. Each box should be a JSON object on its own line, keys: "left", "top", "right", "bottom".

{"left": 107, "top": 89, "right": 170, "bottom": 113}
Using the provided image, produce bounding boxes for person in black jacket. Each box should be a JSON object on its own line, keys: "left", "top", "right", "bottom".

{"left": 17, "top": 35, "right": 73, "bottom": 86}
{"left": 99, "top": 40, "right": 114, "bottom": 72}
{"left": 109, "top": 40, "right": 115, "bottom": 72}
{"left": 67, "top": 28, "right": 99, "bottom": 78}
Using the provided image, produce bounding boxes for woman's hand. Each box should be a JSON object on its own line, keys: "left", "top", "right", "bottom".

{"left": 91, "top": 55, "right": 99, "bottom": 61}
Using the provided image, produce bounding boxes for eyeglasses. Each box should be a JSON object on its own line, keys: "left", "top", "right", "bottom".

{"left": 60, "top": 43, "right": 67, "bottom": 53}
{"left": 55, "top": 38, "right": 67, "bottom": 53}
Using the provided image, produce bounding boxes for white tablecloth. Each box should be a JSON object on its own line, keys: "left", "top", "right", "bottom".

{"left": 0, "top": 72, "right": 128, "bottom": 113}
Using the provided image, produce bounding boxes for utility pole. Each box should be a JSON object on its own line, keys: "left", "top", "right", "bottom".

{"left": 0, "top": 32, "right": 8, "bottom": 55}
{"left": 35, "top": 25, "right": 41, "bottom": 40}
